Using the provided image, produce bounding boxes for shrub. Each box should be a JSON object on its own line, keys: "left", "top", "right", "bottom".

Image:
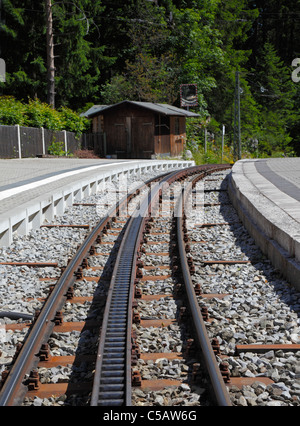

{"left": 0, "top": 96, "right": 89, "bottom": 136}
{"left": 58, "top": 106, "right": 89, "bottom": 137}
{"left": 24, "top": 99, "right": 62, "bottom": 130}
{"left": 47, "top": 139, "right": 66, "bottom": 156}
{"left": 0, "top": 96, "right": 26, "bottom": 125}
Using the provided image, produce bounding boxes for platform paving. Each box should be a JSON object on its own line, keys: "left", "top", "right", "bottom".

{"left": 0, "top": 158, "right": 129, "bottom": 215}
{"left": 0, "top": 157, "right": 194, "bottom": 246}
{"left": 229, "top": 157, "right": 300, "bottom": 289}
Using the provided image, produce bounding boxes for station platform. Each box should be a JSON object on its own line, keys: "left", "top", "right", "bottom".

{"left": 229, "top": 158, "right": 300, "bottom": 290}
{"left": 0, "top": 157, "right": 194, "bottom": 246}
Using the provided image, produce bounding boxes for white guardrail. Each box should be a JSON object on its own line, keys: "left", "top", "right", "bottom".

{"left": 0, "top": 160, "right": 194, "bottom": 246}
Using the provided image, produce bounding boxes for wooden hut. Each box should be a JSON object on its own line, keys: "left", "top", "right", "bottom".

{"left": 82, "top": 100, "right": 199, "bottom": 159}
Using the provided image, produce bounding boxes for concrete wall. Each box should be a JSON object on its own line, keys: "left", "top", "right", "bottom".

{"left": 228, "top": 160, "right": 300, "bottom": 291}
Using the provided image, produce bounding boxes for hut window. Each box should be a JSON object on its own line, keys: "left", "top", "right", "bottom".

{"left": 155, "top": 115, "right": 170, "bottom": 136}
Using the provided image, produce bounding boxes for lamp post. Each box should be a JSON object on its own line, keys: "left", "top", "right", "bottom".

{"left": 46, "top": 0, "right": 55, "bottom": 108}
{"left": 233, "top": 71, "right": 241, "bottom": 160}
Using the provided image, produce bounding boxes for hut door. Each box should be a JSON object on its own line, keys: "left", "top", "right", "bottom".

{"left": 131, "top": 117, "right": 154, "bottom": 158}
{"left": 105, "top": 115, "right": 127, "bottom": 158}
{"left": 112, "top": 117, "right": 132, "bottom": 158}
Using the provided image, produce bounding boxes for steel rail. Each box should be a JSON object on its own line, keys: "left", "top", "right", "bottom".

{"left": 175, "top": 166, "right": 232, "bottom": 406}
{"left": 0, "top": 174, "right": 164, "bottom": 406}
{"left": 0, "top": 164, "right": 230, "bottom": 406}
{"left": 90, "top": 170, "right": 181, "bottom": 406}
{"left": 90, "top": 164, "right": 230, "bottom": 406}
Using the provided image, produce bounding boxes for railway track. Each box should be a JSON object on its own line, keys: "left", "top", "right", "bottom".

{"left": 0, "top": 169, "right": 161, "bottom": 405}
{"left": 187, "top": 171, "right": 300, "bottom": 406}
{"left": 90, "top": 165, "right": 231, "bottom": 406}
{"left": 0, "top": 164, "right": 233, "bottom": 406}
{"left": 1, "top": 163, "right": 299, "bottom": 407}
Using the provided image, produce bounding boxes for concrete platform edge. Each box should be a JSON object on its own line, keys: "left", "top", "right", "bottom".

{"left": 0, "top": 160, "right": 194, "bottom": 247}
{"left": 228, "top": 160, "right": 300, "bottom": 291}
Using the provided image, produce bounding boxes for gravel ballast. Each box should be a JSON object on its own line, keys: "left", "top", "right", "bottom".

{"left": 1, "top": 168, "right": 300, "bottom": 406}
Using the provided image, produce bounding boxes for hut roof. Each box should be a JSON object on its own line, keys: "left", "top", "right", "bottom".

{"left": 82, "top": 100, "right": 199, "bottom": 118}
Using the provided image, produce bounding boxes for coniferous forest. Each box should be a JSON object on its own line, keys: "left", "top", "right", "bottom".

{"left": 1, "top": 0, "right": 300, "bottom": 160}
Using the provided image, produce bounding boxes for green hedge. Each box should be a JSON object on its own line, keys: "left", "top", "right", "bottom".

{"left": 0, "top": 97, "right": 89, "bottom": 137}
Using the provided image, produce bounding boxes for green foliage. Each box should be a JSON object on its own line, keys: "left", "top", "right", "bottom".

{"left": 59, "top": 106, "right": 90, "bottom": 136}
{"left": 100, "top": 76, "right": 132, "bottom": 105}
{"left": 0, "top": 0, "right": 106, "bottom": 108}
{"left": 248, "top": 43, "right": 298, "bottom": 155}
{"left": 47, "top": 139, "right": 66, "bottom": 156}
{"left": 1, "top": 0, "right": 300, "bottom": 158}
{"left": 185, "top": 116, "right": 235, "bottom": 165}
{"left": 190, "top": 145, "right": 235, "bottom": 165}
{"left": 24, "top": 99, "right": 62, "bottom": 130}
{"left": 0, "top": 96, "right": 89, "bottom": 136}
{"left": 0, "top": 96, "right": 26, "bottom": 125}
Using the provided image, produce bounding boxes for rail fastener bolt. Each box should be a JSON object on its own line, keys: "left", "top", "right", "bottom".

{"left": 134, "top": 286, "right": 142, "bottom": 299}
{"left": 81, "top": 258, "right": 89, "bottom": 269}
{"left": 136, "top": 268, "right": 143, "bottom": 279}
{"left": 1, "top": 370, "right": 9, "bottom": 389}
{"left": 27, "top": 370, "right": 40, "bottom": 391}
{"left": 132, "top": 370, "right": 142, "bottom": 387}
{"left": 211, "top": 337, "right": 221, "bottom": 356}
{"left": 183, "top": 338, "right": 195, "bottom": 357}
{"left": 39, "top": 343, "right": 52, "bottom": 362}
{"left": 75, "top": 267, "right": 83, "bottom": 280}
{"left": 201, "top": 306, "right": 209, "bottom": 321}
{"left": 191, "top": 363, "right": 201, "bottom": 384}
{"left": 54, "top": 310, "right": 64, "bottom": 326}
{"left": 220, "top": 362, "right": 231, "bottom": 383}
{"left": 66, "top": 286, "right": 74, "bottom": 300}
{"left": 133, "top": 311, "right": 141, "bottom": 325}
{"left": 194, "top": 283, "right": 202, "bottom": 295}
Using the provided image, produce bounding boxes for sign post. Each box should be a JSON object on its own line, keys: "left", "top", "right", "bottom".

{"left": 0, "top": 59, "right": 5, "bottom": 83}
{"left": 221, "top": 125, "right": 225, "bottom": 163}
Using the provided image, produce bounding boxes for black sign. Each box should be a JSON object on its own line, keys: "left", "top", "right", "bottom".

{"left": 180, "top": 84, "right": 198, "bottom": 107}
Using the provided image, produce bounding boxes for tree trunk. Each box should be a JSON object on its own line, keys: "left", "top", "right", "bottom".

{"left": 46, "top": 0, "right": 55, "bottom": 108}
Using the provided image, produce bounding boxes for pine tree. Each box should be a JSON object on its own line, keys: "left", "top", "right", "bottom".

{"left": 1, "top": 1, "right": 47, "bottom": 100}
{"left": 251, "top": 42, "right": 298, "bottom": 155}
{"left": 51, "top": 0, "right": 106, "bottom": 108}
{"left": 0, "top": 0, "right": 108, "bottom": 109}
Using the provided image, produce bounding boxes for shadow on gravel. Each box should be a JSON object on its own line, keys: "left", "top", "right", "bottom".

{"left": 218, "top": 174, "right": 300, "bottom": 322}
